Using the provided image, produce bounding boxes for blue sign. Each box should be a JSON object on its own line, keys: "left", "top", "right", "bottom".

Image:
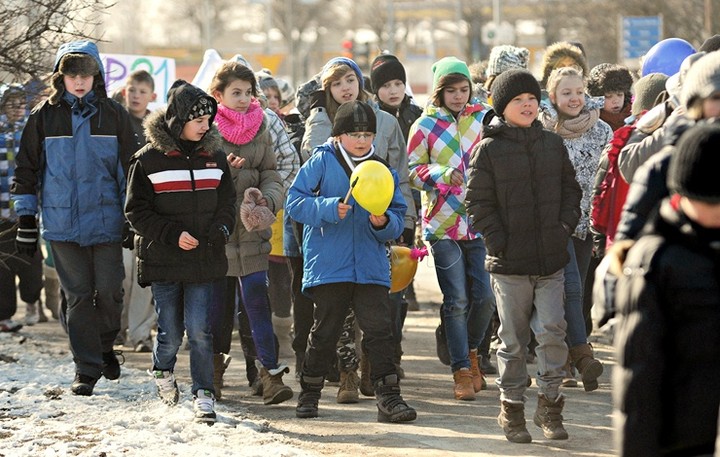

{"left": 621, "top": 16, "right": 662, "bottom": 59}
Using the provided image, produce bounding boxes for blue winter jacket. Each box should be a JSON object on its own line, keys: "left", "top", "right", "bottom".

{"left": 11, "top": 41, "right": 138, "bottom": 246}
{"left": 286, "top": 140, "right": 407, "bottom": 291}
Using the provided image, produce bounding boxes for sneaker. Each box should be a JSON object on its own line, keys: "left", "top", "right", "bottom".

{"left": 102, "top": 350, "right": 123, "bottom": 380}
{"left": 71, "top": 373, "right": 98, "bottom": 396}
{"left": 134, "top": 340, "right": 152, "bottom": 353}
{"left": 150, "top": 370, "right": 180, "bottom": 405}
{"left": 0, "top": 319, "right": 22, "bottom": 332}
{"left": 24, "top": 301, "right": 39, "bottom": 326}
{"left": 193, "top": 389, "right": 216, "bottom": 425}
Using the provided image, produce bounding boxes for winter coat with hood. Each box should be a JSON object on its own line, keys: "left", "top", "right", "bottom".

{"left": 124, "top": 81, "right": 236, "bottom": 285}
{"left": 466, "top": 117, "right": 582, "bottom": 276}
{"left": 539, "top": 97, "right": 613, "bottom": 240}
{"left": 12, "top": 40, "right": 138, "bottom": 246}
{"left": 218, "top": 111, "right": 284, "bottom": 278}
{"left": 613, "top": 197, "right": 720, "bottom": 457}
{"left": 407, "top": 99, "right": 488, "bottom": 241}
{"left": 286, "top": 139, "right": 406, "bottom": 291}
{"left": 300, "top": 100, "right": 416, "bottom": 231}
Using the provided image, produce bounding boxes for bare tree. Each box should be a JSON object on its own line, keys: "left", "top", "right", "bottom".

{"left": 162, "top": 0, "right": 236, "bottom": 49}
{"left": 0, "top": 0, "right": 113, "bottom": 83}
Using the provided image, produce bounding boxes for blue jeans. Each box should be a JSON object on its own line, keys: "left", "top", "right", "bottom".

{"left": 563, "top": 239, "right": 588, "bottom": 348}
{"left": 151, "top": 281, "right": 214, "bottom": 395}
{"left": 239, "top": 271, "right": 279, "bottom": 370}
{"left": 431, "top": 238, "right": 496, "bottom": 372}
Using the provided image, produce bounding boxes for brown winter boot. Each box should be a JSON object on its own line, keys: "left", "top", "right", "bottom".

{"left": 336, "top": 369, "right": 360, "bottom": 404}
{"left": 453, "top": 368, "right": 476, "bottom": 401}
{"left": 258, "top": 363, "right": 294, "bottom": 405}
{"left": 569, "top": 343, "right": 604, "bottom": 392}
{"left": 533, "top": 394, "right": 569, "bottom": 440}
{"left": 359, "top": 348, "right": 374, "bottom": 397}
{"left": 498, "top": 400, "right": 532, "bottom": 443}
{"left": 212, "top": 353, "right": 231, "bottom": 400}
{"left": 468, "top": 349, "right": 487, "bottom": 392}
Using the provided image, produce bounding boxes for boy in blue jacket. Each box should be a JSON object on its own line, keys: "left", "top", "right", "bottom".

{"left": 11, "top": 41, "right": 138, "bottom": 396}
{"left": 286, "top": 101, "right": 416, "bottom": 423}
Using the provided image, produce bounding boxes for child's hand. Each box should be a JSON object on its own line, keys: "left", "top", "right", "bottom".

{"left": 227, "top": 153, "right": 245, "bottom": 169}
{"left": 178, "top": 231, "right": 199, "bottom": 250}
{"left": 450, "top": 169, "right": 464, "bottom": 186}
{"left": 369, "top": 214, "right": 388, "bottom": 227}
{"left": 338, "top": 202, "right": 351, "bottom": 219}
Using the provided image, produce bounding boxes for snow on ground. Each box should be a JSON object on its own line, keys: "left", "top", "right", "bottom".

{"left": 0, "top": 332, "right": 312, "bottom": 457}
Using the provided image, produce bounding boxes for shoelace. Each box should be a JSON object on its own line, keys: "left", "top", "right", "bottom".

{"left": 151, "top": 371, "right": 176, "bottom": 390}
{"left": 108, "top": 350, "right": 125, "bottom": 366}
{"left": 195, "top": 393, "right": 214, "bottom": 411}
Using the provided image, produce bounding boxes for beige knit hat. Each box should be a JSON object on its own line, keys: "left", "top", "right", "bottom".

{"left": 240, "top": 188, "right": 276, "bottom": 232}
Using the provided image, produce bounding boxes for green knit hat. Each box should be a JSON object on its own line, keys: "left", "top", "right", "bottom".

{"left": 432, "top": 56, "right": 472, "bottom": 89}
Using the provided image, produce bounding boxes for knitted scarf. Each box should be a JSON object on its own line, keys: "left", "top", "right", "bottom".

{"left": 541, "top": 107, "right": 600, "bottom": 139}
{"left": 215, "top": 99, "right": 264, "bottom": 145}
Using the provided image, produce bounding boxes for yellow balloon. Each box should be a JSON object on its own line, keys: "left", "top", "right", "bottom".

{"left": 350, "top": 161, "right": 394, "bottom": 216}
{"left": 390, "top": 246, "right": 418, "bottom": 293}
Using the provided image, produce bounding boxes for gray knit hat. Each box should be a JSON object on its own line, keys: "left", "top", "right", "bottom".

{"left": 680, "top": 52, "right": 720, "bottom": 109}
{"left": 486, "top": 45, "right": 529, "bottom": 78}
{"left": 631, "top": 73, "right": 668, "bottom": 116}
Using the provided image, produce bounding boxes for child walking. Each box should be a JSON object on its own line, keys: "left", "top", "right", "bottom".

{"left": 466, "top": 69, "right": 582, "bottom": 443}
{"left": 286, "top": 100, "right": 416, "bottom": 423}
{"left": 539, "top": 66, "right": 611, "bottom": 390}
{"left": 12, "top": 40, "right": 138, "bottom": 395}
{"left": 208, "top": 61, "right": 293, "bottom": 405}
{"left": 407, "top": 56, "right": 495, "bottom": 401}
{"left": 125, "top": 79, "right": 235, "bottom": 424}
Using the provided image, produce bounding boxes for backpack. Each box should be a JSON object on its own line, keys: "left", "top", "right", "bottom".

{"left": 591, "top": 124, "right": 634, "bottom": 247}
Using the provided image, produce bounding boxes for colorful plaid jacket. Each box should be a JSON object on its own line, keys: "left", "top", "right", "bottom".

{"left": 0, "top": 116, "right": 25, "bottom": 221}
{"left": 407, "top": 101, "right": 488, "bottom": 241}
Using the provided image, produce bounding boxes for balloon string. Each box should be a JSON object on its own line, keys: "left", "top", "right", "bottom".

{"left": 343, "top": 177, "right": 359, "bottom": 204}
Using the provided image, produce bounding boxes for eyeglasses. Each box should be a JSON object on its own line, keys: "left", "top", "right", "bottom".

{"left": 345, "top": 132, "right": 374, "bottom": 140}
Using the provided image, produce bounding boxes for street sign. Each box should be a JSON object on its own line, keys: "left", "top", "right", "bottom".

{"left": 620, "top": 15, "right": 662, "bottom": 60}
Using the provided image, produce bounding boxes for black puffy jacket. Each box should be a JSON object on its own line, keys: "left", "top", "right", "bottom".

{"left": 466, "top": 118, "right": 581, "bottom": 275}
{"left": 613, "top": 198, "right": 720, "bottom": 457}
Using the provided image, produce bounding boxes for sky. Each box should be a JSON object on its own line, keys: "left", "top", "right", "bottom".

{"left": 0, "top": 332, "right": 313, "bottom": 457}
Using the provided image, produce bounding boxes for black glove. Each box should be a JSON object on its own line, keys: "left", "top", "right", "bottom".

{"left": 208, "top": 223, "right": 230, "bottom": 246}
{"left": 309, "top": 90, "right": 326, "bottom": 110}
{"left": 15, "top": 215, "right": 38, "bottom": 257}
{"left": 397, "top": 227, "right": 415, "bottom": 247}
{"left": 122, "top": 220, "right": 135, "bottom": 250}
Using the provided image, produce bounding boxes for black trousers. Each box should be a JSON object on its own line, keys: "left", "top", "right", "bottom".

{"left": 303, "top": 282, "right": 396, "bottom": 384}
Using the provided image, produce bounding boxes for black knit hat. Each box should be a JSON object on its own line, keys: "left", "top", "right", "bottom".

{"left": 370, "top": 54, "right": 406, "bottom": 94}
{"left": 331, "top": 100, "right": 376, "bottom": 137}
{"left": 699, "top": 34, "right": 720, "bottom": 53}
{"left": 668, "top": 123, "right": 720, "bottom": 203}
{"left": 490, "top": 69, "right": 541, "bottom": 118}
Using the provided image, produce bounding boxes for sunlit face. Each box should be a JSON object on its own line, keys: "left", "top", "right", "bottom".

{"left": 329, "top": 71, "right": 360, "bottom": 105}
{"left": 338, "top": 132, "right": 375, "bottom": 156}
{"left": 502, "top": 93, "right": 539, "bottom": 128}
{"left": 214, "top": 79, "right": 253, "bottom": 114}
{"left": 702, "top": 91, "right": 720, "bottom": 119}
{"left": 63, "top": 74, "right": 94, "bottom": 98}
{"left": 377, "top": 79, "right": 405, "bottom": 109}
{"left": 603, "top": 91, "right": 625, "bottom": 114}
{"left": 442, "top": 80, "right": 471, "bottom": 115}
{"left": 263, "top": 87, "right": 281, "bottom": 112}
{"left": 180, "top": 114, "right": 211, "bottom": 141}
{"left": 123, "top": 81, "right": 156, "bottom": 118}
{"left": 2, "top": 96, "right": 26, "bottom": 123}
{"left": 550, "top": 75, "right": 585, "bottom": 118}
{"left": 681, "top": 197, "right": 720, "bottom": 229}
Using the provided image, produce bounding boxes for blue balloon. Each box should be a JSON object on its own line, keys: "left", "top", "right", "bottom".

{"left": 641, "top": 38, "right": 696, "bottom": 77}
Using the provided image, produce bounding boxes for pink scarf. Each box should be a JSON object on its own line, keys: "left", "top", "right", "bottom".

{"left": 215, "top": 99, "right": 264, "bottom": 145}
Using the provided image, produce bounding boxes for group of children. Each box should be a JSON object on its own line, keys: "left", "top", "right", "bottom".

{"left": 2, "top": 36, "right": 719, "bottom": 452}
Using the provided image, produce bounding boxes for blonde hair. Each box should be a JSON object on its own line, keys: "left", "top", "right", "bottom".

{"left": 546, "top": 66, "right": 585, "bottom": 102}
{"left": 321, "top": 63, "right": 369, "bottom": 122}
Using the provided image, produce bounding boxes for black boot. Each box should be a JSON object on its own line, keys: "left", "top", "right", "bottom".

{"left": 296, "top": 375, "right": 323, "bottom": 418}
{"left": 375, "top": 374, "right": 416, "bottom": 423}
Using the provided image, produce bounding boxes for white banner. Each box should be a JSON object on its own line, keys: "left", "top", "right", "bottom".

{"left": 100, "top": 53, "right": 176, "bottom": 110}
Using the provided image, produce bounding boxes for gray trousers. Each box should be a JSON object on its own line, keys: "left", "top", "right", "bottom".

{"left": 51, "top": 241, "right": 124, "bottom": 378}
{"left": 491, "top": 269, "right": 567, "bottom": 402}
{"left": 121, "top": 248, "right": 156, "bottom": 346}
